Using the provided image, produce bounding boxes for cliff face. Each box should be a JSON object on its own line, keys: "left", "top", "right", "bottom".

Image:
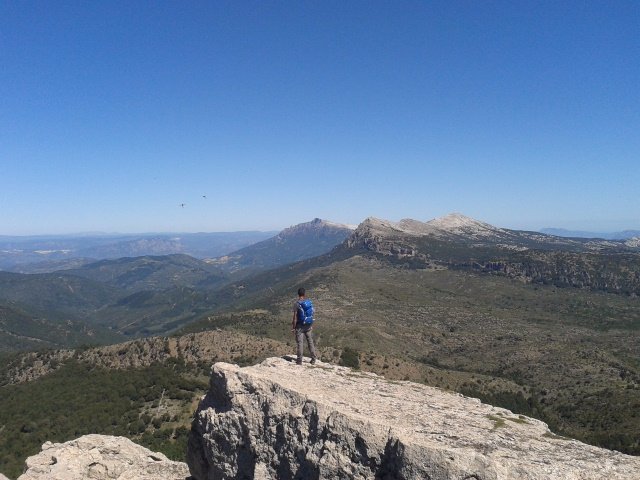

{"left": 188, "top": 357, "right": 640, "bottom": 480}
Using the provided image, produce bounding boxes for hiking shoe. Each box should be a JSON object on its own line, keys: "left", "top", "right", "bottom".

{"left": 296, "top": 360, "right": 302, "bottom": 365}
{"left": 310, "top": 358, "right": 316, "bottom": 365}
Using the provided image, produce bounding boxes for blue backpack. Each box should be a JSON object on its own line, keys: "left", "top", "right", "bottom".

{"left": 297, "top": 299, "right": 315, "bottom": 325}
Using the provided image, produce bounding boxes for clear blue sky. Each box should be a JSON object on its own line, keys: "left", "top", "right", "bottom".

{"left": 2, "top": 1, "right": 638, "bottom": 234}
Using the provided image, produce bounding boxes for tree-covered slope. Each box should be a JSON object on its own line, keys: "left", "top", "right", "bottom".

{"left": 64, "top": 254, "right": 227, "bottom": 293}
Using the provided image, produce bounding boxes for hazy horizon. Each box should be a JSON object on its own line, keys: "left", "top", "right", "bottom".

{"left": 1, "top": 214, "right": 639, "bottom": 238}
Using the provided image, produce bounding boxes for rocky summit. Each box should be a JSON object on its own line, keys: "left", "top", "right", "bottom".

{"left": 188, "top": 357, "right": 640, "bottom": 480}
{"left": 17, "top": 434, "right": 189, "bottom": 480}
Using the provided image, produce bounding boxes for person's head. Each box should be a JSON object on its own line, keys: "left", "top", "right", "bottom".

{"left": 297, "top": 287, "right": 305, "bottom": 297}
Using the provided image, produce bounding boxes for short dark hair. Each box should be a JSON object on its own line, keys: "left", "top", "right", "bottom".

{"left": 297, "top": 287, "right": 305, "bottom": 297}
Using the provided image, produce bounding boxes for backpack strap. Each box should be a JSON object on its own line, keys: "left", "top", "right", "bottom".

{"left": 296, "top": 301, "right": 305, "bottom": 323}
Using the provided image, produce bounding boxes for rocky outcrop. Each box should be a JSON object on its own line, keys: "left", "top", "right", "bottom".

{"left": 17, "top": 434, "right": 189, "bottom": 480}
{"left": 346, "top": 218, "right": 422, "bottom": 258}
{"left": 188, "top": 357, "right": 640, "bottom": 480}
{"left": 0, "top": 472, "right": 10, "bottom": 480}
{"left": 626, "top": 237, "right": 640, "bottom": 248}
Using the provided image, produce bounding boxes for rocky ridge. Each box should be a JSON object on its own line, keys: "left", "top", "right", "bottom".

{"left": 348, "top": 213, "right": 639, "bottom": 252}
{"left": 2, "top": 330, "right": 292, "bottom": 385}
{"left": 397, "top": 212, "right": 510, "bottom": 240}
{"left": 346, "top": 213, "right": 529, "bottom": 260}
{"left": 345, "top": 213, "right": 640, "bottom": 295}
{"left": 187, "top": 357, "right": 640, "bottom": 479}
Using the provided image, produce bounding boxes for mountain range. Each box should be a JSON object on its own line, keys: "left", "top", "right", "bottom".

{"left": 0, "top": 231, "right": 276, "bottom": 272}
{"left": 4, "top": 214, "right": 640, "bottom": 335}
{"left": 0, "top": 219, "right": 352, "bottom": 347}
{"left": 540, "top": 227, "right": 640, "bottom": 240}
{"left": 3, "top": 213, "right": 640, "bottom": 349}
{"left": 1, "top": 212, "right": 639, "bottom": 469}
{"left": 351, "top": 213, "right": 639, "bottom": 252}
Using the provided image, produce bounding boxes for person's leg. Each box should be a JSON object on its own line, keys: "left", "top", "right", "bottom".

{"left": 296, "top": 328, "right": 304, "bottom": 364}
{"left": 304, "top": 327, "right": 317, "bottom": 363}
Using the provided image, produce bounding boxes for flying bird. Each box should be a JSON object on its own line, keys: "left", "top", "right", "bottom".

{"left": 180, "top": 203, "right": 186, "bottom": 208}
{"left": 202, "top": 195, "right": 207, "bottom": 199}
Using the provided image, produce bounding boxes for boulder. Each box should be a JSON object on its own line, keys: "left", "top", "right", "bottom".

{"left": 18, "top": 434, "right": 189, "bottom": 480}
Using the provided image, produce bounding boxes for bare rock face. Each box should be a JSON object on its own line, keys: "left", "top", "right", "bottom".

{"left": 18, "top": 434, "right": 189, "bottom": 480}
{"left": 0, "top": 472, "right": 10, "bottom": 480}
{"left": 188, "top": 357, "right": 640, "bottom": 480}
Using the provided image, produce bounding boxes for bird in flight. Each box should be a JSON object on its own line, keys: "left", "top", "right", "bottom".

{"left": 180, "top": 203, "right": 186, "bottom": 208}
{"left": 202, "top": 195, "right": 207, "bottom": 199}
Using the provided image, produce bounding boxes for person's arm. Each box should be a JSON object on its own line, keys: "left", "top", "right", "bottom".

{"left": 291, "top": 306, "right": 297, "bottom": 333}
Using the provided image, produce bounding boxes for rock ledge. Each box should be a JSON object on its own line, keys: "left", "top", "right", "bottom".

{"left": 188, "top": 357, "right": 640, "bottom": 479}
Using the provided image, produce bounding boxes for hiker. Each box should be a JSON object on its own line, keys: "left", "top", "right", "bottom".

{"left": 292, "top": 287, "right": 317, "bottom": 365}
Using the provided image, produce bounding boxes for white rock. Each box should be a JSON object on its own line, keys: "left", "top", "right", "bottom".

{"left": 625, "top": 236, "right": 640, "bottom": 248}
{"left": 188, "top": 357, "right": 640, "bottom": 480}
{"left": 18, "top": 434, "right": 189, "bottom": 480}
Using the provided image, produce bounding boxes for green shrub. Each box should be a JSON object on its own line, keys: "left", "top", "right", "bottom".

{"left": 0, "top": 360, "right": 206, "bottom": 479}
{"left": 339, "top": 347, "right": 360, "bottom": 369}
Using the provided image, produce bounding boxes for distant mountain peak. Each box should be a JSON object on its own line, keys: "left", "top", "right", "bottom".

{"left": 361, "top": 217, "right": 398, "bottom": 228}
{"left": 280, "top": 218, "right": 354, "bottom": 236}
{"left": 425, "top": 213, "right": 501, "bottom": 236}
{"left": 357, "top": 213, "right": 502, "bottom": 238}
{"left": 211, "top": 218, "right": 353, "bottom": 273}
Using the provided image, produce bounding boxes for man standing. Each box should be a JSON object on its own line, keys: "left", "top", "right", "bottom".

{"left": 292, "top": 287, "right": 317, "bottom": 365}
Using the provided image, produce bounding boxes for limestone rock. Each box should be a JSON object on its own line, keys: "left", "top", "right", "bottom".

{"left": 188, "top": 357, "right": 640, "bottom": 480}
{"left": 18, "top": 434, "right": 190, "bottom": 480}
{"left": 0, "top": 472, "right": 10, "bottom": 480}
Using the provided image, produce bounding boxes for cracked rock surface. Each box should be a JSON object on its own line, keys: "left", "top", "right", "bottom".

{"left": 188, "top": 357, "right": 640, "bottom": 479}
{"left": 17, "top": 434, "right": 190, "bottom": 480}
